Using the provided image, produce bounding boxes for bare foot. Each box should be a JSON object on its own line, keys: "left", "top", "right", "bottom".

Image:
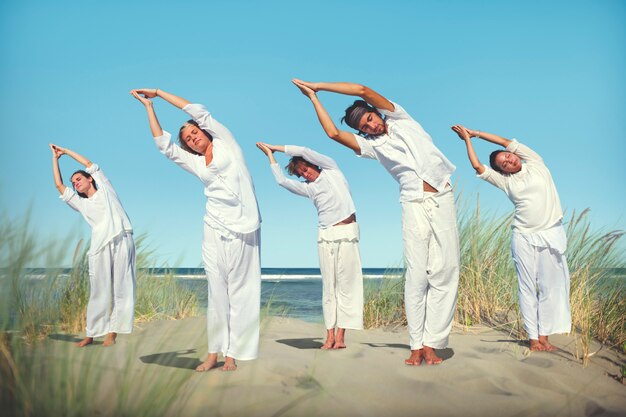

{"left": 333, "top": 328, "right": 346, "bottom": 349}
{"left": 529, "top": 339, "right": 546, "bottom": 351}
{"left": 538, "top": 336, "right": 558, "bottom": 351}
{"left": 76, "top": 337, "right": 93, "bottom": 347}
{"left": 196, "top": 353, "right": 218, "bottom": 372}
{"left": 405, "top": 349, "right": 424, "bottom": 366}
{"left": 221, "top": 356, "right": 237, "bottom": 371}
{"left": 321, "top": 329, "right": 335, "bottom": 350}
{"left": 103, "top": 333, "right": 117, "bottom": 347}
{"left": 423, "top": 346, "right": 443, "bottom": 365}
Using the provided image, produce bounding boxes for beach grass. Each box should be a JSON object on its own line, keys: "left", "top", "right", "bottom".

{"left": 363, "top": 197, "right": 625, "bottom": 362}
{"left": 0, "top": 213, "right": 200, "bottom": 415}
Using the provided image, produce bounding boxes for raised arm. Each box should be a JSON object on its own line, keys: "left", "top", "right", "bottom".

{"left": 292, "top": 80, "right": 361, "bottom": 153}
{"left": 55, "top": 145, "right": 92, "bottom": 169}
{"left": 132, "top": 88, "right": 190, "bottom": 109}
{"left": 293, "top": 79, "right": 394, "bottom": 112}
{"left": 50, "top": 144, "right": 67, "bottom": 194}
{"left": 451, "top": 125, "right": 485, "bottom": 175}
{"left": 469, "top": 128, "right": 512, "bottom": 148}
{"left": 256, "top": 142, "right": 279, "bottom": 165}
{"left": 130, "top": 90, "right": 164, "bottom": 137}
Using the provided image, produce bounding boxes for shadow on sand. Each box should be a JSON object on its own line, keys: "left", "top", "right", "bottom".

{"left": 276, "top": 338, "right": 324, "bottom": 349}
{"left": 48, "top": 334, "right": 91, "bottom": 344}
{"left": 140, "top": 349, "right": 204, "bottom": 370}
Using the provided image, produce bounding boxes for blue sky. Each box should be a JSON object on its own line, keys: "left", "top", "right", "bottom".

{"left": 1, "top": 0, "right": 624, "bottom": 268}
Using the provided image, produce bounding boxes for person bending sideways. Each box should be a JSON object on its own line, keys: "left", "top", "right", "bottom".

{"left": 131, "top": 88, "right": 261, "bottom": 372}
{"left": 50, "top": 144, "right": 135, "bottom": 348}
{"left": 293, "top": 79, "right": 460, "bottom": 366}
{"left": 452, "top": 125, "right": 571, "bottom": 351}
{"left": 257, "top": 142, "right": 364, "bottom": 349}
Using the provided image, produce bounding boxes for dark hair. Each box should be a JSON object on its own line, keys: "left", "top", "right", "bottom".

{"left": 341, "top": 100, "right": 383, "bottom": 137}
{"left": 177, "top": 120, "right": 213, "bottom": 155}
{"left": 71, "top": 170, "right": 97, "bottom": 198}
{"left": 489, "top": 150, "right": 506, "bottom": 174}
{"left": 286, "top": 156, "right": 319, "bottom": 178}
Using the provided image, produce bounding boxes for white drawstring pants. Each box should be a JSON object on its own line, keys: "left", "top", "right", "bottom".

{"left": 317, "top": 222, "right": 364, "bottom": 330}
{"left": 86, "top": 232, "right": 136, "bottom": 338}
{"left": 202, "top": 224, "right": 261, "bottom": 360}
{"left": 402, "top": 187, "right": 460, "bottom": 350}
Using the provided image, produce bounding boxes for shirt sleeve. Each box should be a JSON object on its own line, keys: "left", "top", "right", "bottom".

{"left": 377, "top": 101, "right": 412, "bottom": 121}
{"left": 154, "top": 130, "right": 205, "bottom": 178}
{"left": 85, "top": 163, "right": 114, "bottom": 192}
{"left": 354, "top": 134, "right": 377, "bottom": 159}
{"left": 477, "top": 164, "right": 507, "bottom": 191}
{"left": 59, "top": 187, "right": 88, "bottom": 213}
{"left": 270, "top": 164, "right": 310, "bottom": 197}
{"left": 284, "top": 145, "right": 338, "bottom": 170}
{"left": 183, "top": 103, "right": 236, "bottom": 147}
{"left": 507, "top": 139, "right": 543, "bottom": 163}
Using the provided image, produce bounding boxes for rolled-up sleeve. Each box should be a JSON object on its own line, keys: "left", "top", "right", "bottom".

{"left": 60, "top": 187, "right": 87, "bottom": 213}
{"left": 507, "top": 139, "right": 543, "bottom": 163}
{"left": 354, "top": 134, "right": 376, "bottom": 160}
{"left": 154, "top": 130, "right": 204, "bottom": 178}
{"left": 478, "top": 164, "right": 507, "bottom": 191}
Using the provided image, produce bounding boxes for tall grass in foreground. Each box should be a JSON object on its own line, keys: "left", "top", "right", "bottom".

{"left": 364, "top": 198, "right": 625, "bottom": 362}
{"left": 0, "top": 214, "right": 200, "bottom": 415}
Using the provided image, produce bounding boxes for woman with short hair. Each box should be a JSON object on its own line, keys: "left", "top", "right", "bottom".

{"left": 257, "top": 142, "right": 363, "bottom": 349}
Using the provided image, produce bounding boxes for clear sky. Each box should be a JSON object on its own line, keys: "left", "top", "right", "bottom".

{"left": 1, "top": 0, "right": 624, "bottom": 268}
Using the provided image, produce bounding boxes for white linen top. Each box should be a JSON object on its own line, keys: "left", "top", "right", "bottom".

{"left": 60, "top": 164, "right": 133, "bottom": 255}
{"left": 478, "top": 140, "right": 564, "bottom": 235}
{"left": 354, "top": 101, "right": 455, "bottom": 202}
{"left": 271, "top": 145, "right": 356, "bottom": 229}
{"left": 153, "top": 103, "right": 261, "bottom": 237}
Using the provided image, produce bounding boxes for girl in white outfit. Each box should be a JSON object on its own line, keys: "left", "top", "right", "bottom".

{"left": 50, "top": 144, "right": 135, "bottom": 348}
{"left": 452, "top": 125, "right": 571, "bottom": 351}
{"left": 293, "top": 79, "right": 460, "bottom": 366}
{"left": 257, "top": 142, "right": 363, "bottom": 349}
{"left": 131, "top": 88, "right": 261, "bottom": 372}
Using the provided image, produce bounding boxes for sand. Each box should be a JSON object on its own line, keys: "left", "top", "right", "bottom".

{"left": 35, "top": 317, "right": 626, "bottom": 417}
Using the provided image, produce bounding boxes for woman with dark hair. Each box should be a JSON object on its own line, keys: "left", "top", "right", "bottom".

{"left": 50, "top": 144, "right": 135, "bottom": 348}
{"left": 292, "top": 79, "right": 459, "bottom": 366}
{"left": 256, "top": 142, "right": 363, "bottom": 349}
{"left": 451, "top": 125, "right": 571, "bottom": 351}
{"left": 131, "top": 88, "right": 261, "bottom": 372}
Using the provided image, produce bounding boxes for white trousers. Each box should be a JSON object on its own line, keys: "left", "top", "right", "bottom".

{"left": 202, "top": 224, "right": 261, "bottom": 360}
{"left": 511, "top": 232, "right": 572, "bottom": 340}
{"left": 402, "top": 187, "right": 460, "bottom": 350}
{"left": 86, "top": 233, "right": 136, "bottom": 338}
{"left": 317, "top": 223, "right": 364, "bottom": 330}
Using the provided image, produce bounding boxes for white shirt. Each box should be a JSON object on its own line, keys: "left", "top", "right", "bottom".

{"left": 153, "top": 103, "right": 261, "bottom": 236}
{"left": 354, "top": 101, "right": 455, "bottom": 202}
{"left": 478, "top": 140, "right": 564, "bottom": 234}
{"left": 60, "top": 164, "right": 133, "bottom": 255}
{"left": 271, "top": 145, "right": 356, "bottom": 229}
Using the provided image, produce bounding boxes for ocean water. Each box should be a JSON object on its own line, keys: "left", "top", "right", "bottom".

{"left": 176, "top": 267, "right": 404, "bottom": 323}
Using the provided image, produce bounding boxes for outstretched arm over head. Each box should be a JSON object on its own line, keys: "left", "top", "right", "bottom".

{"left": 130, "top": 90, "right": 164, "bottom": 137}
{"left": 50, "top": 144, "right": 67, "bottom": 194}
{"left": 292, "top": 80, "right": 361, "bottom": 153}
{"left": 293, "top": 79, "right": 394, "bottom": 111}
{"left": 451, "top": 125, "right": 485, "bottom": 175}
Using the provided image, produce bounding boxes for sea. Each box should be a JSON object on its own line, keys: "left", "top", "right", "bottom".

{"left": 167, "top": 267, "right": 404, "bottom": 323}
